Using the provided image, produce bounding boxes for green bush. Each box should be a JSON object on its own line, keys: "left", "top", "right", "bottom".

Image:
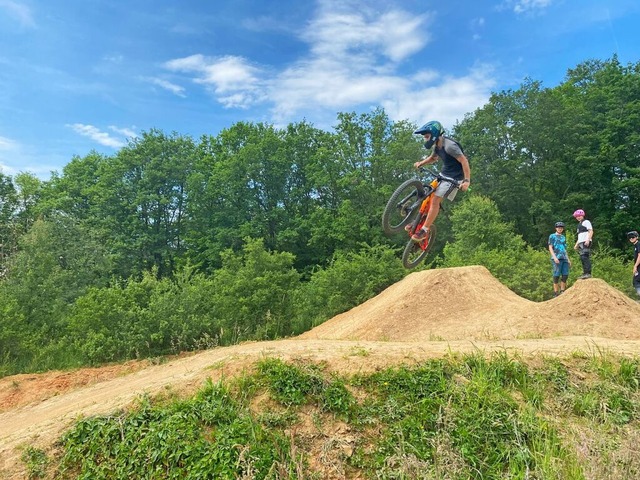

{"left": 293, "top": 244, "right": 405, "bottom": 332}
{"left": 59, "top": 381, "right": 298, "bottom": 479}
{"left": 210, "top": 238, "right": 301, "bottom": 342}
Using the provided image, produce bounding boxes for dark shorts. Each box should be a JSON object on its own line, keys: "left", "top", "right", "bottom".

{"left": 551, "top": 258, "right": 570, "bottom": 277}
{"left": 577, "top": 242, "right": 591, "bottom": 256}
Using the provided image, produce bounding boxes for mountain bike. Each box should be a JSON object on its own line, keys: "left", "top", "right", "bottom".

{"left": 382, "top": 168, "right": 458, "bottom": 269}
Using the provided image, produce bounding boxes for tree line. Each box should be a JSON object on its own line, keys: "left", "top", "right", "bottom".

{"left": 0, "top": 56, "right": 638, "bottom": 376}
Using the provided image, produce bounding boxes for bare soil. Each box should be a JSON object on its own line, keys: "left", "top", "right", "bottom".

{"left": 2, "top": 266, "right": 640, "bottom": 479}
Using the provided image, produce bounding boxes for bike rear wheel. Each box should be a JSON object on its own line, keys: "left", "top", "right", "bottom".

{"left": 402, "top": 225, "right": 437, "bottom": 269}
{"left": 382, "top": 179, "right": 426, "bottom": 235}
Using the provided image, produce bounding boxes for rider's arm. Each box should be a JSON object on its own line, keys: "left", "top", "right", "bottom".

{"left": 414, "top": 153, "right": 437, "bottom": 168}
{"left": 548, "top": 243, "right": 557, "bottom": 261}
{"left": 457, "top": 153, "right": 471, "bottom": 191}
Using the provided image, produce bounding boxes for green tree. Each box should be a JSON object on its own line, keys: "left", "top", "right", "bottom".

{"left": 210, "top": 238, "right": 300, "bottom": 341}
{"left": 66, "top": 266, "right": 221, "bottom": 365}
{"left": 454, "top": 57, "right": 640, "bottom": 250}
{"left": 186, "top": 122, "right": 289, "bottom": 271}
{"left": 1, "top": 215, "right": 112, "bottom": 370}
{"left": 442, "top": 195, "right": 550, "bottom": 300}
{"left": 0, "top": 172, "right": 19, "bottom": 268}
{"left": 13, "top": 172, "right": 43, "bottom": 233}
{"left": 45, "top": 151, "right": 109, "bottom": 221}
{"left": 329, "top": 109, "right": 423, "bottom": 250}
{"left": 562, "top": 57, "right": 640, "bottom": 246}
{"left": 0, "top": 289, "right": 27, "bottom": 376}
{"left": 93, "top": 130, "right": 197, "bottom": 278}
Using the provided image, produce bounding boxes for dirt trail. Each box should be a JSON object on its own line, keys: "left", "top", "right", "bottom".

{"left": 2, "top": 266, "right": 640, "bottom": 479}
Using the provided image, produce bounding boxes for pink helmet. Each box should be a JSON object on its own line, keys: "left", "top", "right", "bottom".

{"left": 573, "top": 209, "right": 585, "bottom": 218}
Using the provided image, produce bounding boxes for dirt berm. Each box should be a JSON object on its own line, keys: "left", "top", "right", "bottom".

{"left": 2, "top": 265, "right": 640, "bottom": 478}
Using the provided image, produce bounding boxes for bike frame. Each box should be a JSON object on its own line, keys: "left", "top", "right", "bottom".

{"left": 407, "top": 176, "right": 440, "bottom": 250}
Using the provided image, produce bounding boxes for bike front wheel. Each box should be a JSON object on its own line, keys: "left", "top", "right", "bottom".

{"left": 381, "top": 179, "right": 426, "bottom": 235}
{"left": 402, "top": 225, "right": 437, "bottom": 269}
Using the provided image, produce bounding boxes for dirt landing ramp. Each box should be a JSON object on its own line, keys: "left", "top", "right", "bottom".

{"left": 299, "top": 266, "right": 640, "bottom": 341}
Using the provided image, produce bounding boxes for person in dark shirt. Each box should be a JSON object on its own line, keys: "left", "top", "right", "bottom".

{"left": 628, "top": 231, "right": 640, "bottom": 297}
{"left": 411, "top": 120, "right": 471, "bottom": 242}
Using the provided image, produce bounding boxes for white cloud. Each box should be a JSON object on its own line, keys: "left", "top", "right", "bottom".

{"left": 384, "top": 66, "right": 496, "bottom": 129}
{"left": 108, "top": 126, "right": 137, "bottom": 138}
{"left": 471, "top": 16, "right": 485, "bottom": 40}
{"left": 265, "top": 3, "right": 434, "bottom": 122}
{"left": 472, "top": 17, "right": 485, "bottom": 27}
{"left": 164, "top": 54, "right": 265, "bottom": 108}
{"left": 67, "top": 124, "right": 127, "bottom": 149}
{"left": 145, "top": 77, "right": 186, "bottom": 97}
{"left": 0, "top": 0, "right": 36, "bottom": 28}
{"left": 269, "top": 59, "right": 407, "bottom": 121}
{"left": 161, "top": 2, "right": 495, "bottom": 130}
{"left": 267, "top": 3, "right": 491, "bottom": 127}
{"left": 302, "top": 8, "right": 428, "bottom": 63}
{"left": 0, "top": 135, "right": 18, "bottom": 151}
{"left": 242, "top": 15, "right": 288, "bottom": 33}
{"left": 502, "top": 0, "right": 553, "bottom": 14}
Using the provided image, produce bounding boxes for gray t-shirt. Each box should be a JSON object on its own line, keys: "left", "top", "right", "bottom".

{"left": 434, "top": 137, "right": 465, "bottom": 179}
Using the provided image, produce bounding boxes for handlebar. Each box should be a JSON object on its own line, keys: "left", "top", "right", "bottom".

{"left": 417, "top": 167, "right": 463, "bottom": 187}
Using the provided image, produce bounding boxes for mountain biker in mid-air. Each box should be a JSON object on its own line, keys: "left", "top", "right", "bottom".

{"left": 410, "top": 120, "right": 471, "bottom": 241}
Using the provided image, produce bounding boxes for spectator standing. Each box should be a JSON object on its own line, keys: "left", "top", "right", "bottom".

{"left": 628, "top": 231, "right": 640, "bottom": 297}
{"left": 573, "top": 209, "right": 593, "bottom": 279}
{"left": 548, "top": 221, "right": 571, "bottom": 296}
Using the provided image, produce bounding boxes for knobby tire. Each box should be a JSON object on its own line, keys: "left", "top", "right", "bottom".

{"left": 402, "top": 224, "right": 437, "bottom": 269}
{"left": 381, "top": 179, "right": 425, "bottom": 235}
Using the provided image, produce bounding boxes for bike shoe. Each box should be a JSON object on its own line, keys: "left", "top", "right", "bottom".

{"left": 411, "top": 227, "right": 429, "bottom": 242}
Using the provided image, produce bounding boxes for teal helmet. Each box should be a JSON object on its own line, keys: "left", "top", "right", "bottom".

{"left": 414, "top": 120, "right": 444, "bottom": 148}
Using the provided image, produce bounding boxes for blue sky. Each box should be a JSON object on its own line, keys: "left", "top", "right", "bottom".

{"left": 0, "top": 0, "right": 638, "bottom": 179}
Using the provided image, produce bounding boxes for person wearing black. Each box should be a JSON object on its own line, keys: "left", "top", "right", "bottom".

{"left": 628, "top": 231, "right": 640, "bottom": 297}
{"left": 573, "top": 209, "right": 593, "bottom": 279}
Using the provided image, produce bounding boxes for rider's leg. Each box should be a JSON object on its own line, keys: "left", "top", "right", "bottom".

{"left": 411, "top": 195, "right": 442, "bottom": 241}
{"left": 578, "top": 245, "right": 592, "bottom": 277}
{"left": 423, "top": 195, "right": 442, "bottom": 230}
{"left": 552, "top": 261, "right": 560, "bottom": 295}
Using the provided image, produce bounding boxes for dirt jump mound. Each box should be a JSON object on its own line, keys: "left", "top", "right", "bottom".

{"left": 299, "top": 266, "right": 640, "bottom": 342}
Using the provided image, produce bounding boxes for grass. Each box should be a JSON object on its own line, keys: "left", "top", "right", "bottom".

{"left": 20, "top": 446, "right": 49, "bottom": 479}
{"left": 23, "top": 352, "right": 640, "bottom": 479}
